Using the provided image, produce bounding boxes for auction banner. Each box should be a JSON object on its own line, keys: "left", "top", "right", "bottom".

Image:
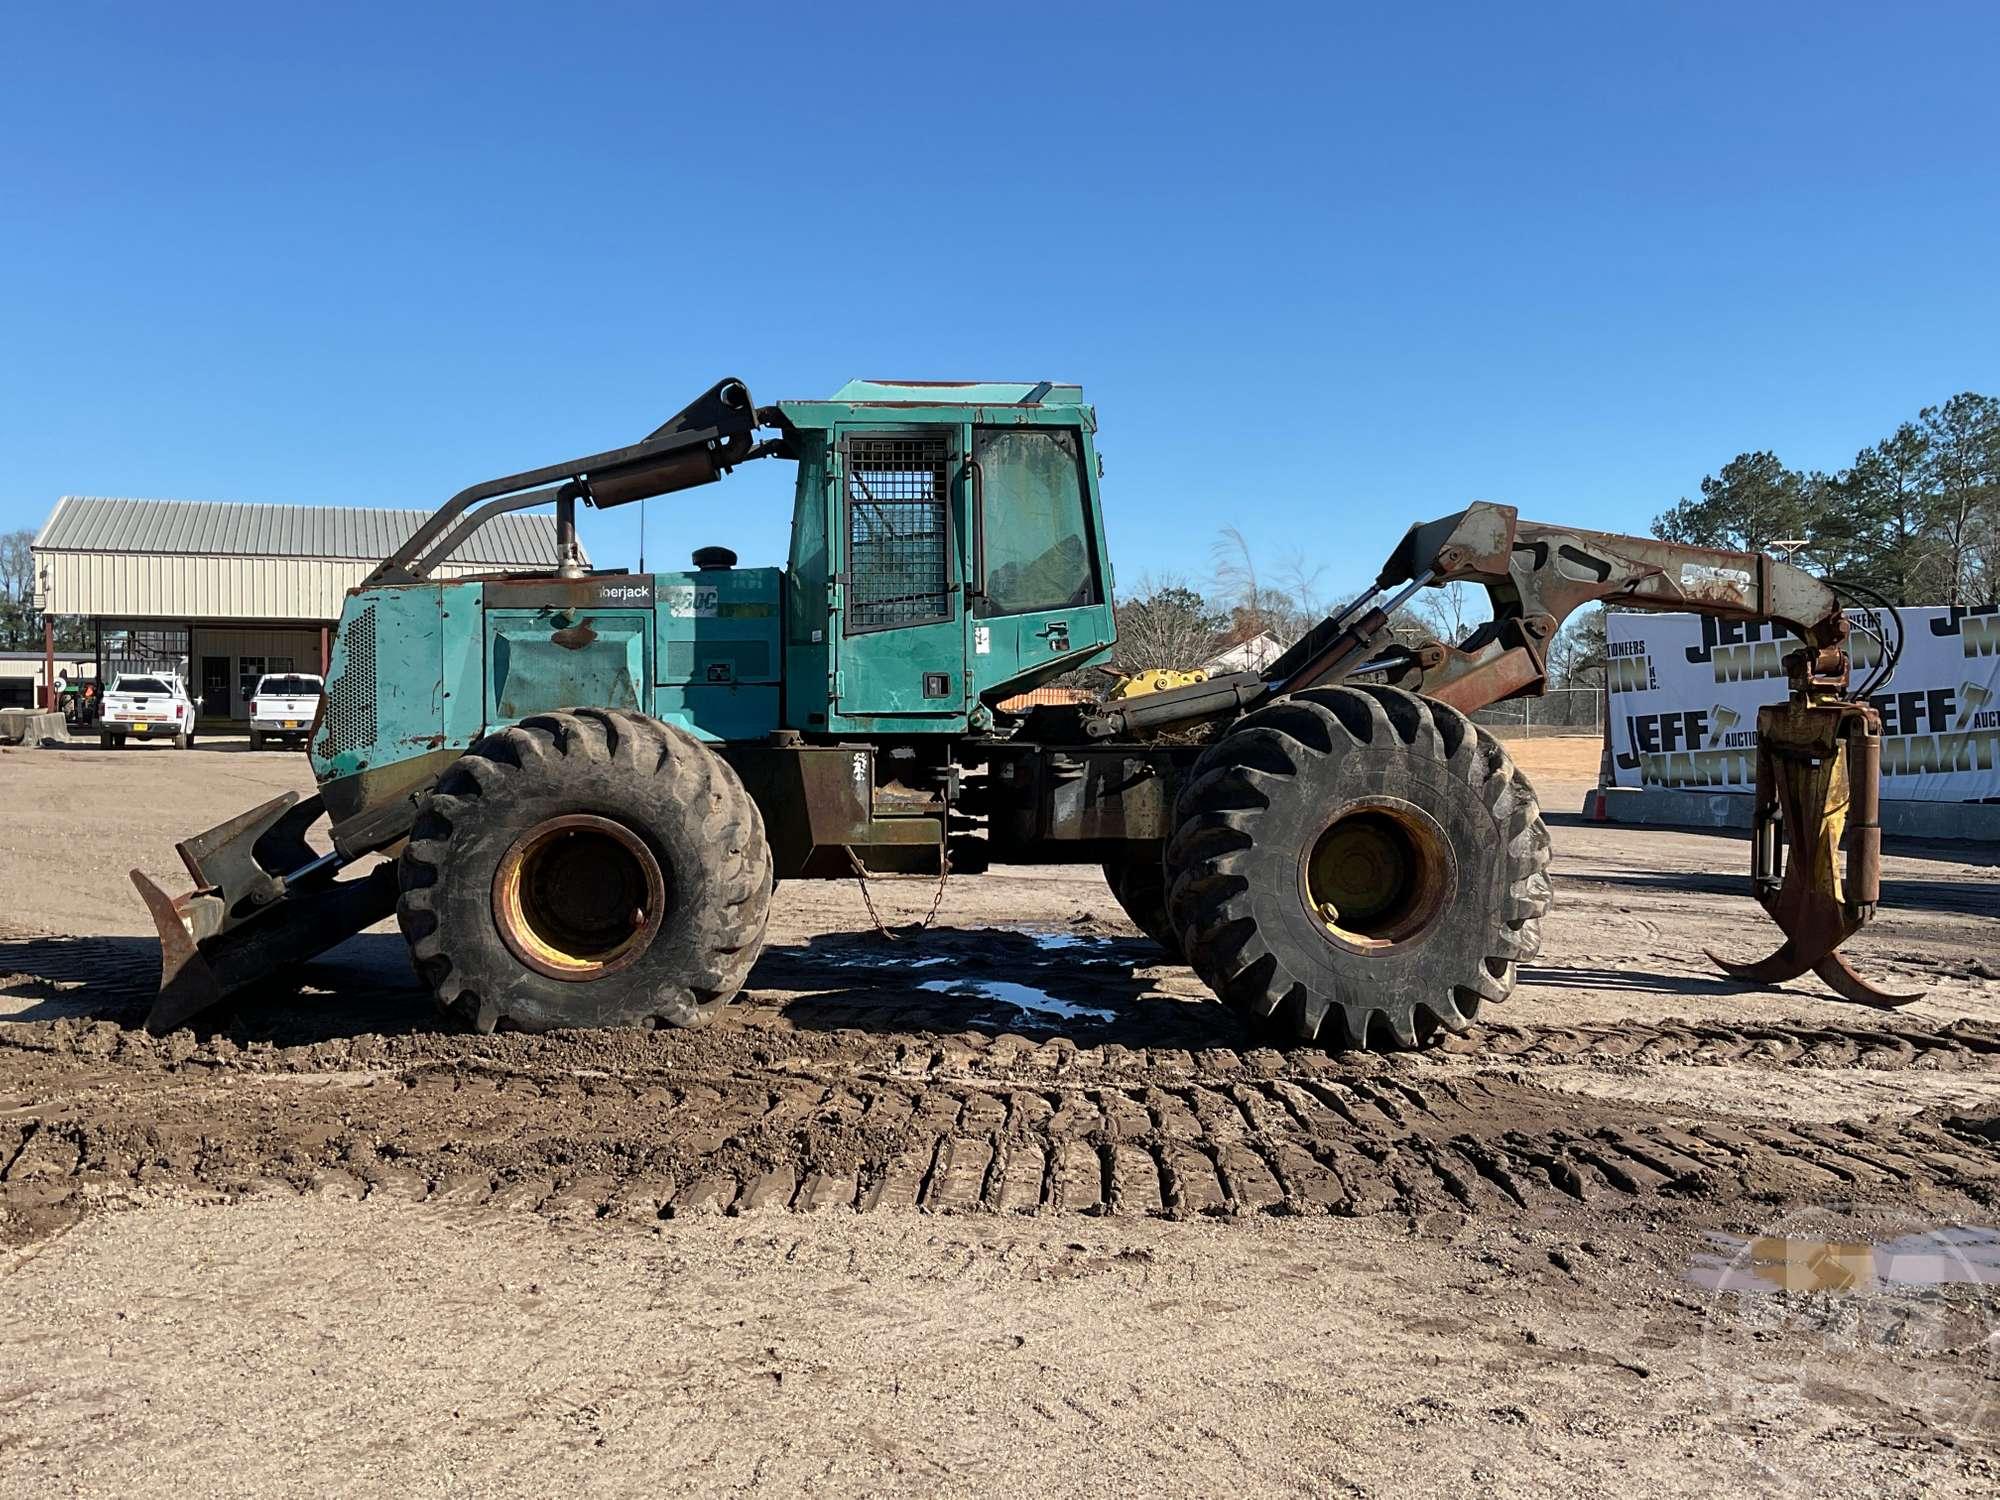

{"left": 1607, "top": 604, "right": 2000, "bottom": 802}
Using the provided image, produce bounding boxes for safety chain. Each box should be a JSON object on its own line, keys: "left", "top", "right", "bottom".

{"left": 844, "top": 845, "right": 951, "bottom": 942}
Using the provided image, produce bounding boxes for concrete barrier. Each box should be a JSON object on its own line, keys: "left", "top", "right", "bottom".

{"left": 1580, "top": 784, "right": 2000, "bottom": 843}
{"left": 0, "top": 710, "right": 72, "bottom": 748}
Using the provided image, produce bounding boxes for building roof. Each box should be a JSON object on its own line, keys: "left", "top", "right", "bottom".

{"left": 34, "top": 497, "right": 567, "bottom": 567}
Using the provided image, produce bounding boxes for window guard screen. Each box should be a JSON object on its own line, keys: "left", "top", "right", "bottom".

{"left": 844, "top": 433, "right": 952, "bottom": 632}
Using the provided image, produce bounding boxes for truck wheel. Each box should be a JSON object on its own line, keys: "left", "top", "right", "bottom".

{"left": 99, "top": 732, "right": 112, "bottom": 749}
{"left": 1165, "top": 685, "right": 1550, "bottom": 1051}
{"left": 174, "top": 731, "right": 190, "bottom": 750}
{"left": 1101, "top": 848, "right": 1183, "bottom": 959}
{"left": 397, "top": 708, "right": 772, "bottom": 1033}
{"left": 250, "top": 730, "right": 264, "bottom": 750}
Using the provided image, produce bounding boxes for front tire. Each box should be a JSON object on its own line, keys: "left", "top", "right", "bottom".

{"left": 1165, "top": 685, "right": 1550, "bottom": 1051}
{"left": 397, "top": 709, "right": 772, "bottom": 1033}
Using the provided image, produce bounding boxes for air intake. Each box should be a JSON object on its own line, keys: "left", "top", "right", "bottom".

{"left": 320, "top": 605, "right": 378, "bottom": 755}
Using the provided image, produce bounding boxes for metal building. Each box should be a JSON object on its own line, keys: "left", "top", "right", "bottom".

{"left": 31, "top": 497, "right": 573, "bottom": 723}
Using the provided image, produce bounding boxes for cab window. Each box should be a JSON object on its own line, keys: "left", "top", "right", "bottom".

{"left": 974, "top": 427, "right": 1098, "bottom": 617}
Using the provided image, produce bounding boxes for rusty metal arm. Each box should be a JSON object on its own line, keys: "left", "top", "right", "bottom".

{"left": 1270, "top": 503, "right": 1854, "bottom": 715}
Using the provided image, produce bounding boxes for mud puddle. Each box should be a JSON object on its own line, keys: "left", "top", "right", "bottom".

{"left": 917, "top": 977, "right": 1119, "bottom": 1028}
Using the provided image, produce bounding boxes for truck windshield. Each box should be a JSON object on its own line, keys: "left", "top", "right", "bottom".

{"left": 115, "top": 677, "right": 171, "bottom": 694}
{"left": 258, "top": 676, "right": 325, "bottom": 697}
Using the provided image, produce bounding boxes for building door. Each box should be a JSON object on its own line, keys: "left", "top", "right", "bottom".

{"left": 200, "top": 656, "right": 230, "bottom": 719}
{"left": 235, "top": 657, "right": 265, "bottom": 721}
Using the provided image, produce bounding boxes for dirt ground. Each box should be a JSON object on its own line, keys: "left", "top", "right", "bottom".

{"left": 1, "top": 734, "right": 1996, "bottom": 1497}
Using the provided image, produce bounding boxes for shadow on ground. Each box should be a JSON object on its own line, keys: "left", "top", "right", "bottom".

{"left": 1516, "top": 964, "right": 1754, "bottom": 997}
{"left": 0, "top": 931, "right": 433, "bottom": 1043}
{"left": 747, "top": 927, "right": 1256, "bottom": 1051}
{"left": 2, "top": 925, "right": 1790, "bottom": 1057}
{"left": 1573, "top": 866, "right": 1999, "bottom": 918}
{"left": 0, "top": 925, "right": 1241, "bottom": 1051}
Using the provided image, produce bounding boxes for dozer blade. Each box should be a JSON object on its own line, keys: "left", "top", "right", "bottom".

{"left": 1707, "top": 695, "right": 1922, "bottom": 1010}
{"left": 132, "top": 790, "right": 400, "bottom": 1034}
{"left": 131, "top": 866, "right": 226, "bottom": 1034}
{"left": 132, "top": 863, "right": 399, "bottom": 1034}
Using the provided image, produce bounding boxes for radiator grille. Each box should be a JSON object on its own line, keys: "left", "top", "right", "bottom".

{"left": 320, "top": 605, "right": 377, "bottom": 755}
{"left": 845, "top": 434, "right": 950, "bottom": 631}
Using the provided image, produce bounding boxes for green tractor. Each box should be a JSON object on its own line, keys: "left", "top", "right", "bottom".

{"left": 134, "top": 377, "right": 1914, "bottom": 1045}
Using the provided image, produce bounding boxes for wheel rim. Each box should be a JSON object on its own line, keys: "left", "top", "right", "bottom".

{"left": 491, "top": 814, "right": 667, "bottom": 980}
{"left": 1303, "top": 798, "right": 1453, "bottom": 951}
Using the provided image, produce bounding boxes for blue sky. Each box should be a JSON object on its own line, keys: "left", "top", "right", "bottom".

{"left": 3, "top": 2, "right": 1995, "bottom": 603}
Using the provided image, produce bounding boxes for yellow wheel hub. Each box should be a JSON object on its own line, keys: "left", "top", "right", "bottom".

{"left": 491, "top": 814, "right": 666, "bottom": 981}
{"left": 1305, "top": 804, "right": 1450, "bottom": 950}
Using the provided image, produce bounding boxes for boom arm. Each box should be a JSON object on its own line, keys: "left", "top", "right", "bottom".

{"left": 1265, "top": 502, "right": 1854, "bottom": 715}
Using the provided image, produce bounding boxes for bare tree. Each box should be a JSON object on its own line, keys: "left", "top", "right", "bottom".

{"left": 1111, "top": 574, "right": 1229, "bottom": 673}
{"left": 1210, "top": 529, "right": 1341, "bottom": 647}
{"left": 1405, "top": 581, "right": 1484, "bottom": 645}
{"left": 1210, "top": 526, "right": 1278, "bottom": 640}
{"left": 1546, "top": 606, "right": 1607, "bottom": 688}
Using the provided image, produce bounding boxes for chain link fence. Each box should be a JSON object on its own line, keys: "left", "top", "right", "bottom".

{"left": 1470, "top": 686, "right": 1605, "bottom": 737}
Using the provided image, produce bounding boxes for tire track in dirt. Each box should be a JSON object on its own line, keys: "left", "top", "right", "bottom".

{"left": 6, "top": 920, "right": 2000, "bottom": 1242}
{"left": 4, "top": 1017, "right": 1997, "bottom": 1243}
{"left": 9, "top": 926, "right": 1999, "bottom": 1077}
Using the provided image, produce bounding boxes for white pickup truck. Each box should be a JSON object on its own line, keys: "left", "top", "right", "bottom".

{"left": 249, "top": 672, "right": 325, "bottom": 749}
{"left": 100, "top": 672, "right": 198, "bottom": 749}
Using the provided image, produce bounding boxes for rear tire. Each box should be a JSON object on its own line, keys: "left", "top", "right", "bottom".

{"left": 99, "top": 732, "right": 112, "bottom": 749}
{"left": 397, "top": 708, "right": 772, "bottom": 1033}
{"left": 174, "top": 731, "right": 189, "bottom": 750}
{"left": 1101, "top": 847, "right": 1183, "bottom": 959}
{"left": 250, "top": 730, "right": 264, "bottom": 750}
{"left": 1165, "top": 684, "right": 1550, "bottom": 1051}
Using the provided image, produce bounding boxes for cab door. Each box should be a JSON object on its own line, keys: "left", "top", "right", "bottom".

{"left": 829, "top": 425, "right": 968, "bottom": 725}
{"left": 965, "top": 423, "right": 1111, "bottom": 698}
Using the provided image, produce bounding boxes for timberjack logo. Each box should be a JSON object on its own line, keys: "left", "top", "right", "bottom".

{"left": 1931, "top": 603, "right": 2000, "bottom": 658}
{"left": 1606, "top": 638, "right": 1655, "bottom": 694}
